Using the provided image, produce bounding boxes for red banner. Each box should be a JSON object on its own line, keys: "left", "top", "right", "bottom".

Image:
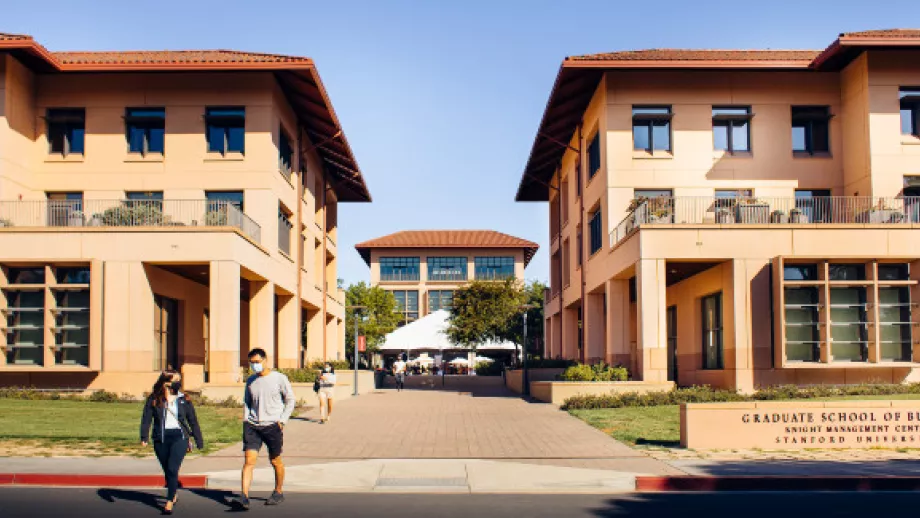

{"left": 358, "top": 336, "right": 366, "bottom": 352}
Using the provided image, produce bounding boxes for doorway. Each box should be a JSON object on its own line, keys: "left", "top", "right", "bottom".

{"left": 154, "top": 294, "right": 179, "bottom": 371}
{"left": 666, "top": 305, "right": 678, "bottom": 384}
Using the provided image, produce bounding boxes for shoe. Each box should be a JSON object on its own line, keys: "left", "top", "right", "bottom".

{"left": 232, "top": 495, "right": 250, "bottom": 511}
{"left": 266, "top": 492, "right": 285, "bottom": 505}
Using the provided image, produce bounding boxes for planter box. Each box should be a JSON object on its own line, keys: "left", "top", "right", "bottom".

{"left": 647, "top": 214, "right": 673, "bottom": 224}
{"left": 866, "top": 209, "right": 906, "bottom": 223}
{"left": 735, "top": 204, "right": 769, "bottom": 224}
{"left": 504, "top": 368, "right": 566, "bottom": 394}
{"left": 789, "top": 212, "right": 809, "bottom": 224}
{"left": 714, "top": 210, "right": 735, "bottom": 224}
{"left": 529, "top": 380, "right": 674, "bottom": 407}
{"left": 769, "top": 213, "right": 788, "bottom": 224}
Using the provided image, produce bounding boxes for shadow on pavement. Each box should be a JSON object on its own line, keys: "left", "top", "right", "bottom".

{"left": 380, "top": 375, "right": 521, "bottom": 398}
{"left": 96, "top": 488, "right": 160, "bottom": 510}
{"left": 672, "top": 458, "right": 920, "bottom": 477}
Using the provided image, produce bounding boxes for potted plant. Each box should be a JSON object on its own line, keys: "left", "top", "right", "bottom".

{"left": 88, "top": 214, "right": 103, "bottom": 227}
{"left": 67, "top": 210, "right": 85, "bottom": 227}
{"left": 866, "top": 200, "right": 907, "bottom": 223}
{"left": 715, "top": 207, "right": 735, "bottom": 224}
{"left": 0, "top": 218, "right": 13, "bottom": 228}
{"left": 789, "top": 207, "right": 809, "bottom": 224}
{"left": 770, "top": 210, "right": 787, "bottom": 224}
{"left": 734, "top": 196, "right": 770, "bottom": 223}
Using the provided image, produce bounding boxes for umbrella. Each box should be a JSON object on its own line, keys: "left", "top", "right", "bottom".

{"left": 473, "top": 356, "right": 494, "bottom": 363}
{"left": 449, "top": 357, "right": 469, "bottom": 365}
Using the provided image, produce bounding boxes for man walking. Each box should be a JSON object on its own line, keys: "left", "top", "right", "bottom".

{"left": 393, "top": 355, "right": 407, "bottom": 392}
{"left": 233, "top": 348, "right": 295, "bottom": 510}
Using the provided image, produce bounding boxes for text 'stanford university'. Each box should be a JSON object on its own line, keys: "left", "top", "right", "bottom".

{"left": 517, "top": 29, "right": 920, "bottom": 391}
{"left": 0, "top": 33, "right": 371, "bottom": 394}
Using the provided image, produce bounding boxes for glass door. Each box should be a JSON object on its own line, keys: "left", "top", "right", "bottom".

{"left": 666, "top": 306, "right": 678, "bottom": 383}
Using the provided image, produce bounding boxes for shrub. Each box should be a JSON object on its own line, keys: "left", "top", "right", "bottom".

{"left": 95, "top": 204, "right": 165, "bottom": 226}
{"left": 306, "top": 360, "right": 350, "bottom": 371}
{"left": 559, "top": 363, "right": 628, "bottom": 382}
{"left": 277, "top": 368, "right": 319, "bottom": 384}
{"left": 475, "top": 361, "right": 504, "bottom": 376}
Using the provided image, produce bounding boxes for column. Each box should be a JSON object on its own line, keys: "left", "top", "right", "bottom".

{"left": 249, "top": 280, "right": 276, "bottom": 367}
{"left": 305, "top": 308, "right": 323, "bottom": 363}
{"left": 276, "top": 294, "right": 298, "bottom": 369}
{"left": 544, "top": 316, "right": 553, "bottom": 358}
{"left": 636, "top": 259, "right": 667, "bottom": 382}
{"left": 585, "top": 292, "right": 606, "bottom": 362}
{"left": 731, "top": 259, "right": 755, "bottom": 393}
{"left": 605, "top": 279, "right": 631, "bottom": 367}
{"left": 325, "top": 315, "right": 338, "bottom": 361}
{"left": 209, "top": 261, "right": 241, "bottom": 384}
{"left": 561, "top": 308, "right": 579, "bottom": 360}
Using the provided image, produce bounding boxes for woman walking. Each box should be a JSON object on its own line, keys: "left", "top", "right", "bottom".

{"left": 318, "top": 363, "right": 336, "bottom": 424}
{"left": 140, "top": 370, "right": 204, "bottom": 514}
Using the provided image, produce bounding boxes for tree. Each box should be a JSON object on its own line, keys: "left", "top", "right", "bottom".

{"left": 446, "top": 278, "right": 526, "bottom": 362}
{"left": 505, "top": 280, "right": 547, "bottom": 361}
{"left": 344, "top": 282, "right": 401, "bottom": 366}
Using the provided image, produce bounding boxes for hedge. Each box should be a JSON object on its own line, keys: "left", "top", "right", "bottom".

{"left": 560, "top": 383, "right": 920, "bottom": 410}
{"left": 559, "top": 363, "right": 628, "bottom": 382}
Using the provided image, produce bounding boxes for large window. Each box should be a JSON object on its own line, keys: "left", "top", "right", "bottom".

{"left": 791, "top": 106, "right": 830, "bottom": 155}
{"left": 206, "top": 191, "right": 244, "bottom": 211}
{"left": 587, "top": 131, "right": 601, "bottom": 179}
{"left": 784, "top": 287, "right": 820, "bottom": 362}
{"left": 278, "top": 206, "right": 293, "bottom": 256}
{"left": 205, "top": 107, "right": 245, "bottom": 155}
{"left": 829, "top": 287, "right": 868, "bottom": 362}
{"left": 879, "top": 286, "right": 912, "bottom": 362}
{"left": 47, "top": 108, "right": 85, "bottom": 156}
{"left": 589, "top": 208, "right": 602, "bottom": 255}
{"left": 474, "top": 257, "right": 515, "bottom": 280}
{"left": 428, "top": 257, "right": 467, "bottom": 281}
{"left": 392, "top": 290, "right": 419, "bottom": 325}
{"left": 712, "top": 107, "right": 752, "bottom": 154}
{"left": 380, "top": 257, "right": 420, "bottom": 282}
{"left": 701, "top": 292, "right": 723, "bottom": 370}
{"left": 279, "top": 127, "right": 293, "bottom": 181}
{"left": 126, "top": 107, "right": 165, "bottom": 156}
{"left": 901, "top": 88, "right": 920, "bottom": 138}
{"left": 428, "top": 290, "right": 454, "bottom": 312}
{"left": 632, "top": 106, "right": 672, "bottom": 153}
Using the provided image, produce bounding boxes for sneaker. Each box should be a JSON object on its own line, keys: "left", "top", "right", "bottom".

{"left": 232, "top": 495, "right": 250, "bottom": 510}
{"left": 266, "top": 492, "right": 285, "bottom": 506}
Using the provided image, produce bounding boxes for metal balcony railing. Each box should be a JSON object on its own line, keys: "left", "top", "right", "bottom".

{"left": 379, "top": 272, "right": 420, "bottom": 282}
{"left": 611, "top": 196, "right": 920, "bottom": 247}
{"left": 0, "top": 199, "right": 262, "bottom": 244}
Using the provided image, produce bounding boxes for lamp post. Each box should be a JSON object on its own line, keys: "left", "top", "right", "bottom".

{"left": 520, "top": 304, "right": 535, "bottom": 397}
{"left": 347, "top": 305, "right": 366, "bottom": 396}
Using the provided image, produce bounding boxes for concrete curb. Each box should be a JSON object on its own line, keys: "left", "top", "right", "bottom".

{"left": 636, "top": 476, "right": 920, "bottom": 492}
{"left": 0, "top": 473, "right": 208, "bottom": 488}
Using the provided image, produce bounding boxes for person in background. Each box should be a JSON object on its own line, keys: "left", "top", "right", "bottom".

{"left": 393, "top": 356, "right": 407, "bottom": 391}
{"left": 140, "top": 370, "right": 204, "bottom": 515}
{"left": 318, "top": 363, "right": 336, "bottom": 423}
{"left": 232, "top": 348, "right": 296, "bottom": 510}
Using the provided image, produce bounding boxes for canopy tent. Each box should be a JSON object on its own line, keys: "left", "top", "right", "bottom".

{"left": 449, "top": 357, "right": 469, "bottom": 366}
{"left": 378, "top": 310, "right": 518, "bottom": 352}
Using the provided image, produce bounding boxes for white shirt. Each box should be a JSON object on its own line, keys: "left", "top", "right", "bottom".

{"left": 321, "top": 372, "right": 336, "bottom": 387}
{"left": 164, "top": 397, "right": 181, "bottom": 430}
{"left": 394, "top": 361, "right": 407, "bottom": 374}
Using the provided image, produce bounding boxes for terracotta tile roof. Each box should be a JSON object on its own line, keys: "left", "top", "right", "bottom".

{"left": 0, "top": 32, "right": 31, "bottom": 41}
{"left": 53, "top": 49, "right": 311, "bottom": 66}
{"left": 841, "top": 29, "right": 920, "bottom": 39}
{"left": 569, "top": 49, "right": 819, "bottom": 63}
{"left": 355, "top": 230, "right": 539, "bottom": 266}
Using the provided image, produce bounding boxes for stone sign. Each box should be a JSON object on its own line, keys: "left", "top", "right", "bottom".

{"left": 681, "top": 401, "right": 920, "bottom": 449}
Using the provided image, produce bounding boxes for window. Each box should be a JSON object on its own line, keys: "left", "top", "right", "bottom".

{"left": 791, "top": 106, "right": 831, "bottom": 155}
{"left": 587, "top": 132, "right": 601, "bottom": 179}
{"left": 278, "top": 206, "right": 293, "bottom": 256}
{"left": 878, "top": 263, "right": 910, "bottom": 281}
{"left": 560, "top": 179, "right": 569, "bottom": 223}
{"left": 7, "top": 267, "right": 45, "bottom": 284}
{"left": 474, "top": 257, "right": 515, "bottom": 280}
{"left": 47, "top": 108, "right": 85, "bottom": 156}
{"left": 279, "top": 127, "right": 293, "bottom": 181}
{"left": 829, "top": 287, "right": 868, "bottom": 362}
{"left": 3, "top": 290, "right": 44, "bottom": 365}
{"left": 205, "top": 107, "right": 245, "bottom": 155}
{"left": 56, "top": 267, "right": 90, "bottom": 284}
{"left": 901, "top": 88, "right": 920, "bottom": 137}
{"left": 205, "top": 191, "right": 244, "bottom": 211}
{"left": 392, "top": 290, "right": 419, "bottom": 326}
{"left": 126, "top": 191, "right": 163, "bottom": 212}
{"left": 795, "top": 189, "right": 832, "bottom": 223}
{"left": 562, "top": 239, "right": 571, "bottom": 287}
{"left": 576, "top": 229, "right": 583, "bottom": 267}
{"left": 784, "top": 287, "right": 820, "bottom": 362}
{"left": 589, "top": 208, "right": 602, "bottom": 255}
{"left": 878, "top": 286, "right": 912, "bottom": 362}
{"left": 702, "top": 292, "right": 723, "bottom": 369}
{"left": 828, "top": 264, "right": 865, "bottom": 281}
{"left": 783, "top": 264, "right": 818, "bottom": 281}
{"left": 714, "top": 189, "right": 753, "bottom": 208}
{"left": 126, "top": 107, "right": 165, "bottom": 156}
{"left": 632, "top": 106, "right": 672, "bottom": 153}
{"left": 712, "top": 107, "right": 752, "bottom": 154}
{"left": 380, "top": 257, "right": 420, "bottom": 282}
{"left": 428, "top": 290, "right": 454, "bottom": 312}
{"left": 428, "top": 257, "right": 467, "bottom": 281}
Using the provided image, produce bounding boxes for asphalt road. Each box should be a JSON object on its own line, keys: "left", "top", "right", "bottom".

{"left": 2, "top": 487, "right": 920, "bottom": 517}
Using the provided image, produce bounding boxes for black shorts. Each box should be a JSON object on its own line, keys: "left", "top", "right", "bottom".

{"left": 243, "top": 422, "right": 283, "bottom": 458}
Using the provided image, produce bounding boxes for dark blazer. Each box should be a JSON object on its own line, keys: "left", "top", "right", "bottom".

{"left": 140, "top": 394, "right": 205, "bottom": 449}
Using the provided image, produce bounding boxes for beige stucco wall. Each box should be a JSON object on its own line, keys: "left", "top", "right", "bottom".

{"left": 529, "top": 380, "right": 674, "bottom": 407}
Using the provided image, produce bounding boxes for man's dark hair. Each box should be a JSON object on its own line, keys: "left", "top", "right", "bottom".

{"left": 248, "top": 348, "right": 267, "bottom": 360}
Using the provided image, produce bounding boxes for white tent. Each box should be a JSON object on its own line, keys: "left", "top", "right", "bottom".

{"left": 378, "top": 309, "right": 518, "bottom": 352}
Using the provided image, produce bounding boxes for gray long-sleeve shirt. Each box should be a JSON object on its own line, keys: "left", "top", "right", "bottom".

{"left": 244, "top": 371, "right": 296, "bottom": 426}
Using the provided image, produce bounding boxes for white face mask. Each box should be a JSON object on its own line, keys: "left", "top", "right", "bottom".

{"left": 250, "top": 362, "right": 264, "bottom": 373}
{"left": 324, "top": 366, "right": 331, "bottom": 373}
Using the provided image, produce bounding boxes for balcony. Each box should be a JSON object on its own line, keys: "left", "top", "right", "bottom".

{"left": 0, "top": 199, "right": 262, "bottom": 244}
{"left": 379, "top": 272, "right": 420, "bottom": 283}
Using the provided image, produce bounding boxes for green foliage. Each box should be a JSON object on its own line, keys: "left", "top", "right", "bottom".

{"left": 475, "top": 361, "right": 504, "bottom": 376}
{"left": 344, "top": 282, "right": 401, "bottom": 359}
{"left": 560, "top": 383, "right": 920, "bottom": 410}
{"left": 506, "top": 280, "right": 547, "bottom": 358}
{"left": 447, "top": 278, "right": 527, "bottom": 351}
{"left": 95, "top": 203, "right": 165, "bottom": 226}
{"left": 560, "top": 363, "right": 629, "bottom": 382}
{"left": 277, "top": 368, "right": 319, "bottom": 383}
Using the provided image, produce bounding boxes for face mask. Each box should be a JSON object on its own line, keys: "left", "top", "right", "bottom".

{"left": 169, "top": 381, "right": 182, "bottom": 393}
{"left": 324, "top": 366, "right": 331, "bottom": 373}
{"left": 250, "top": 362, "right": 264, "bottom": 373}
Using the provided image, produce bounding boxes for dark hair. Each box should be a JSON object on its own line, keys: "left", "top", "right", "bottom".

{"left": 150, "top": 370, "right": 179, "bottom": 408}
{"left": 325, "top": 363, "right": 335, "bottom": 374}
{"left": 248, "top": 348, "right": 267, "bottom": 360}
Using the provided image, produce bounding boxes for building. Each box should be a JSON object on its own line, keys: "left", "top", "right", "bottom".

{"left": 0, "top": 33, "right": 371, "bottom": 395}
{"left": 516, "top": 29, "right": 920, "bottom": 392}
{"left": 355, "top": 230, "right": 538, "bottom": 325}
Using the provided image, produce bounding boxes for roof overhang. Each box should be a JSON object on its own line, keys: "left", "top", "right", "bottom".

{"left": 812, "top": 34, "right": 920, "bottom": 70}
{"left": 0, "top": 37, "right": 371, "bottom": 202}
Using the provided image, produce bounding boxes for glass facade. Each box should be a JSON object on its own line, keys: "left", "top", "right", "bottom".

{"left": 392, "top": 290, "right": 419, "bottom": 325}
{"left": 428, "top": 290, "right": 454, "bottom": 312}
{"left": 474, "top": 257, "right": 515, "bottom": 280}
{"left": 428, "top": 257, "right": 466, "bottom": 281}
{"left": 380, "top": 257, "right": 420, "bottom": 282}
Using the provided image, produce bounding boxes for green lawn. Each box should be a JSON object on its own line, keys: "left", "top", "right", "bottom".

{"left": 569, "top": 394, "right": 920, "bottom": 448}
{"left": 0, "top": 399, "right": 241, "bottom": 456}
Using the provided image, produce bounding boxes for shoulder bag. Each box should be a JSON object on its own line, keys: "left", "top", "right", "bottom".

{"left": 166, "top": 402, "right": 196, "bottom": 452}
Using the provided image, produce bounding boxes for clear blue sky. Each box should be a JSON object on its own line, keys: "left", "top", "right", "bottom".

{"left": 4, "top": 0, "right": 917, "bottom": 285}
